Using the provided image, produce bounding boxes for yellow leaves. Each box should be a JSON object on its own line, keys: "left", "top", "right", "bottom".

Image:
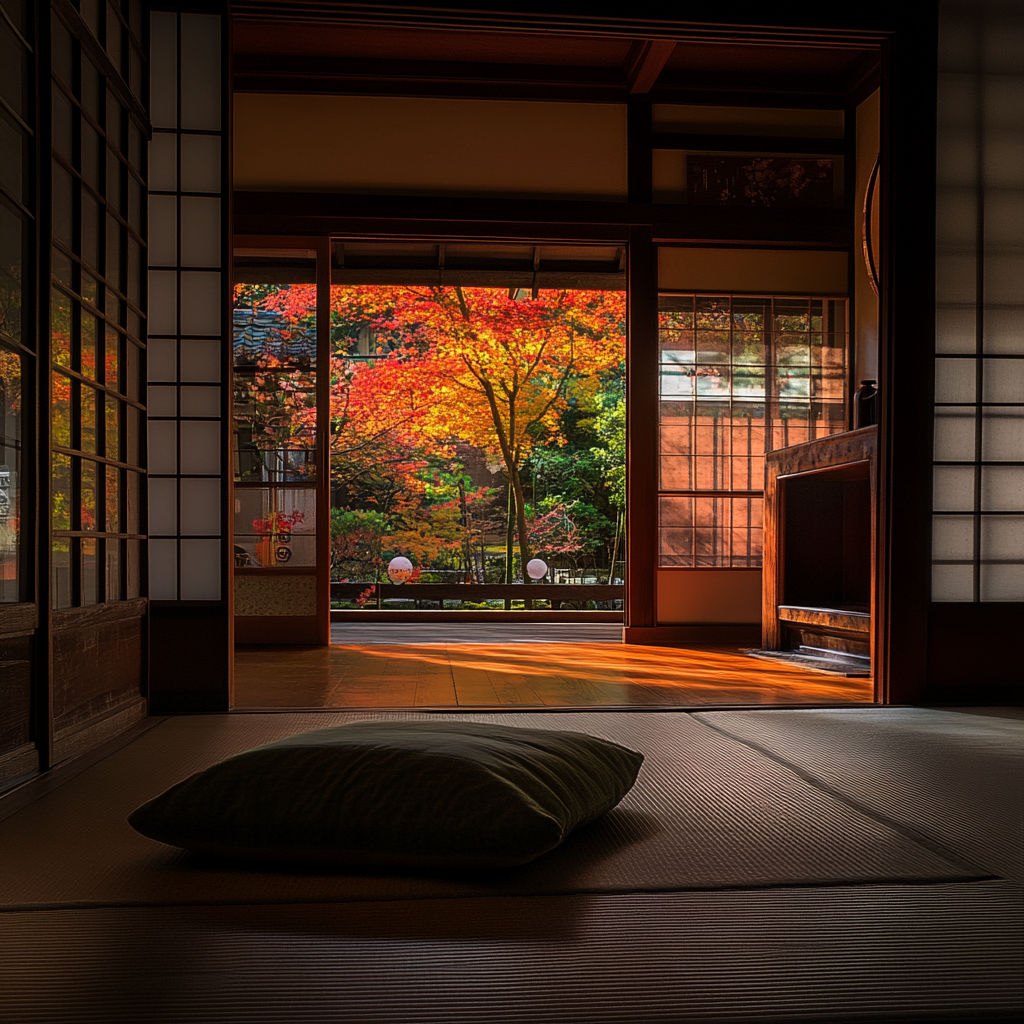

{"left": 384, "top": 287, "right": 624, "bottom": 468}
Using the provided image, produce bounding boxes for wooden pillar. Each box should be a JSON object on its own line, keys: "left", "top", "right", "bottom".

{"left": 315, "top": 236, "right": 331, "bottom": 645}
{"left": 875, "top": 24, "right": 938, "bottom": 704}
{"left": 625, "top": 227, "right": 658, "bottom": 636}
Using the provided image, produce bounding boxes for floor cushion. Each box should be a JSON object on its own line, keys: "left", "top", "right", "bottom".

{"left": 128, "top": 719, "right": 644, "bottom": 868}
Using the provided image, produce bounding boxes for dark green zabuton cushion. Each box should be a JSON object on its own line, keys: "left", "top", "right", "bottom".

{"left": 128, "top": 720, "right": 644, "bottom": 868}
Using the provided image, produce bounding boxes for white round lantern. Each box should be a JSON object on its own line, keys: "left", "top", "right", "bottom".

{"left": 526, "top": 558, "right": 548, "bottom": 581}
{"left": 387, "top": 556, "right": 414, "bottom": 584}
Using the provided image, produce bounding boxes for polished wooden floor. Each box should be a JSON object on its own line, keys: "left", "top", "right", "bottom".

{"left": 233, "top": 624, "right": 874, "bottom": 708}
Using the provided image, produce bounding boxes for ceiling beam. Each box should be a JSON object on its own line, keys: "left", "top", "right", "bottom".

{"left": 624, "top": 39, "right": 676, "bottom": 94}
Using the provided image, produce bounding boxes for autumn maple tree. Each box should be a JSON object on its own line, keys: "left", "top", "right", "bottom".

{"left": 232, "top": 281, "right": 626, "bottom": 585}
{"left": 382, "top": 286, "right": 625, "bottom": 578}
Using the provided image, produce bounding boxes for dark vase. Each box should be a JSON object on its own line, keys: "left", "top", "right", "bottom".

{"left": 854, "top": 379, "right": 877, "bottom": 429}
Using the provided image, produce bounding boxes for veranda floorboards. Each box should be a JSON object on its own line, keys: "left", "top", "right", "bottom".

{"left": 321, "top": 646, "right": 457, "bottom": 707}
{"left": 234, "top": 635, "right": 875, "bottom": 709}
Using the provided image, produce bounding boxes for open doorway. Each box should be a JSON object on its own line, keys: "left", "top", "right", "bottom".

{"left": 231, "top": 240, "right": 629, "bottom": 650}
{"left": 327, "top": 242, "right": 627, "bottom": 621}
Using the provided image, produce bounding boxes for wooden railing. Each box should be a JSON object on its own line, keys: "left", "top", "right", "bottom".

{"left": 330, "top": 582, "right": 623, "bottom": 606}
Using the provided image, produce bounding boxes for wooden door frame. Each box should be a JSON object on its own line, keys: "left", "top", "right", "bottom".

{"left": 231, "top": 234, "right": 331, "bottom": 646}
{"left": 226, "top": 8, "right": 939, "bottom": 709}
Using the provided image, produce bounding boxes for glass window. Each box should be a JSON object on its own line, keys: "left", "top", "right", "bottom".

{"left": 0, "top": 343, "right": 23, "bottom": 601}
{"left": 232, "top": 265, "right": 317, "bottom": 485}
{"left": 658, "top": 294, "right": 848, "bottom": 568}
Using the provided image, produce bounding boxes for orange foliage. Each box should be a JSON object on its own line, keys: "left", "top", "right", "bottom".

{"left": 234, "top": 282, "right": 626, "bottom": 577}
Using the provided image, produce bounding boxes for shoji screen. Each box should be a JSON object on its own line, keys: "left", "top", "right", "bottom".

{"left": 0, "top": 0, "right": 33, "bottom": 608}
{"left": 934, "top": 0, "right": 1024, "bottom": 602}
{"left": 147, "top": 9, "right": 226, "bottom": 602}
{"left": 50, "top": 0, "right": 147, "bottom": 610}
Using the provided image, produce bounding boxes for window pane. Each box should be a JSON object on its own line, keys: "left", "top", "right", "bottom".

{"left": 126, "top": 469, "right": 140, "bottom": 534}
{"left": 52, "top": 452, "right": 71, "bottom": 530}
{"left": 657, "top": 293, "right": 846, "bottom": 567}
{"left": 81, "top": 309, "right": 97, "bottom": 379}
{"left": 179, "top": 420, "right": 221, "bottom": 475}
{"left": 52, "top": 371, "right": 71, "bottom": 449}
{"left": 180, "top": 134, "right": 221, "bottom": 194}
{"left": 106, "top": 4, "right": 123, "bottom": 75}
{"left": 0, "top": 114, "right": 25, "bottom": 203}
{"left": 933, "top": 465, "right": 976, "bottom": 512}
{"left": 0, "top": 21, "right": 29, "bottom": 121}
{"left": 51, "top": 94, "right": 72, "bottom": 170}
{"left": 105, "top": 324, "right": 119, "bottom": 389}
{"left": 52, "top": 17, "right": 73, "bottom": 87}
{"left": 80, "top": 382, "right": 97, "bottom": 453}
{"left": 81, "top": 537, "right": 99, "bottom": 605}
{"left": 981, "top": 407, "right": 1024, "bottom": 461}
{"left": 105, "top": 393, "right": 120, "bottom": 460}
{"left": 233, "top": 487, "right": 315, "bottom": 569}
{"left": 935, "top": 357, "right": 976, "bottom": 403}
{"left": 0, "top": 344, "right": 22, "bottom": 602}
{"left": 981, "top": 466, "right": 1024, "bottom": 512}
{"left": 106, "top": 214, "right": 123, "bottom": 290}
{"left": 81, "top": 121, "right": 101, "bottom": 189}
{"left": 106, "top": 464, "right": 120, "bottom": 532}
{"left": 82, "top": 191, "right": 101, "bottom": 269}
{"left": 53, "top": 165, "right": 74, "bottom": 247}
{"left": 149, "top": 132, "right": 177, "bottom": 191}
{"left": 80, "top": 56, "right": 100, "bottom": 119}
{"left": 983, "top": 358, "right": 1024, "bottom": 404}
{"left": 180, "top": 539, "right": 221, "bottom": 599}
{"left": 106, "top": 537, "right": 122, "bottom": 601}
{"left": 180, "top": 14, "right": 222, "bottom": 132}
{"left": 932, "top": 515, "right": 974, "bottom": 561}
{"left": 81, "top": 458, "right": 97, "bottom": 530}
{"left": 932, "top": 562, "right": 974, "bottom": 602}
{"left": 0, "top": 202, "right": 24, "bottom": 346}
{"left": 52, "top": 538, "right": 72, "bottom": 608}
{"left": 180, "top": 477, "right": 220, "bottom": 535}
{"left": 233, "top": 278, "right": 316, "bottom": 482}
{"left": 933, "top": 406, "right": 976, "bottom": 461}
{"left": 126, "top": 538, "right": 140, "bottom": 599}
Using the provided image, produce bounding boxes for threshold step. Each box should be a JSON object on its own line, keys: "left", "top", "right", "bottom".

{"left": 745, "top": 647, "right": 871, "bottom": 677}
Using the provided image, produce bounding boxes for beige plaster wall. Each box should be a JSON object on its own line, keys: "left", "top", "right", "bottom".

{"left": 234, "top": 94, "right": 628, "bottom": 199}
{"left": 658, "top": 247, "right": 849, "bottom": 295}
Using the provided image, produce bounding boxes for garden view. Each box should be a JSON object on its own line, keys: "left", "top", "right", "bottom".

{"left": 232, "top": 281, "right": 628, "bottom": 608}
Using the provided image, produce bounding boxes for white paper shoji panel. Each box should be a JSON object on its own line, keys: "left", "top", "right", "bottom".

{"left": 933, "top": 0, "right": 1024, "bottom": 602}
{"left": 147, "top": 11, "right": 225, "bottom": 601}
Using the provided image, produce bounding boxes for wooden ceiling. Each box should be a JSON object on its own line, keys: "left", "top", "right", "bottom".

{"left": 232, "top": 4, "right": 881, "bottom": 107}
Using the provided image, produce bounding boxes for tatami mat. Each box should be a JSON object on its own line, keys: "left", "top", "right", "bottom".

{"left": 0, "top": 711, "right": 985, "bottom": 910}
{"left": 3, "top": 883, "right": 1021, "bottom": 1023}
{"left": 696, "top": 707, "right": 1024, "bottom": 883}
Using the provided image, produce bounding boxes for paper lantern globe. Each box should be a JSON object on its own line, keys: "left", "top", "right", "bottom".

{"left": 387, "top": 556, "right": 414, "bottom": 584}
{"left": 526, "top": 558, "right": 548, "bottom": 581}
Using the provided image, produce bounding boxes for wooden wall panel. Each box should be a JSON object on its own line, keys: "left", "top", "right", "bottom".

{"left": 926, "top": 604, "right": 1023, "bottom": 704}
{"left": 0, "top": 635, "right": 33, "bottom": 765}
{"left": 149, "top": 605, "right": 231, "bottom": 714}
{"left": 50, "top": 602, "right": 147, "bottom": 738}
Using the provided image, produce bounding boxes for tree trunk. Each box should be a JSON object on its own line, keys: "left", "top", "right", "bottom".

{"left": 508, "top": 462, "right": 533, "bottom": 581}
{"left": 608, "top": 507, "right": 622, "bottom": 585}
{"left": 508, "top": 461, "right": 534, "bottom": 609}
{"left": 504, "top": 478, "right": 514, "bottom": 609}
{"left": 457, "top": 478, "right": 473, "bottom": 584}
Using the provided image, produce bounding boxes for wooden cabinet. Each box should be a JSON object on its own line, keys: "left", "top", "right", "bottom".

{"left": 763, "top": 427, "right": 877, "bottom": 671}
